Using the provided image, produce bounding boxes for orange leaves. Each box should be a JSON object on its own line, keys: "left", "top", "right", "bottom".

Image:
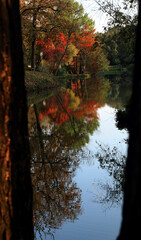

{"left": 37, "top": 32, "right": 68, "bottom": 62}
{"left": 57, "top": 32, "right": 67, "bottom": 45}
{"left": 71, "top": 25, "right": 97, "bottom": 51}
{"left": 36, "top": 24, "right": 98, "bottom": 67}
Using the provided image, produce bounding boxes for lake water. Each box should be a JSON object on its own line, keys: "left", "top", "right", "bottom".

{"left": 28, "top": 77, "right": 131, "bottom": 240}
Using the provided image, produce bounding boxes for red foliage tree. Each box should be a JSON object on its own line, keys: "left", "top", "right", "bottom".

{"left": 71, "top": 25, "right": 97, "bottom": 51}
{"left": 37, "top": 32, "right": 68, "bottom": 70}
{"left": 37, "top": 25, "right": 99, "bottom": 72}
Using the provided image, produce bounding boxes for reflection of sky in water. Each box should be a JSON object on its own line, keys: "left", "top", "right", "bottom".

{"left": 90, "top": 104, "right": 128, "bottom": 153}
{"left": 48, "top": 104, "right": 128, "bottom": 240}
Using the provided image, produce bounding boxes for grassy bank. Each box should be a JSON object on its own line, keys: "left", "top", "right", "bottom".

{"left": 102, "top": 65, "right": 134, "bottom": 76}
{"left": 25, "top": 71, "right": 91, "bottom": 91}
{"left": 25, "top": 71, "right": 58, "bottom": 91}
{"left": 102, "top": 65, "right": 127, "bottom": 75}
{"left": 55, "top": 73, "right": 91, "bottom": 80}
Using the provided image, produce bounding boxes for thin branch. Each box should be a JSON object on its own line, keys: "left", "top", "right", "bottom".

{"left": 21, "top": 6, "right": 58, "bottom": 15}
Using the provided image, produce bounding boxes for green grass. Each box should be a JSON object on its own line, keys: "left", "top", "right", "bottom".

{"left": 25, "top": 71, "right": 91, "bottom": 91}
{"left": 102, "top": 65, "right": 127, "bottom": 75}
{"left": 55, "top": 73, "right": 91, "bottom": 80}
{"left": 25, "top": 71, "right": 58, "bottom": 91}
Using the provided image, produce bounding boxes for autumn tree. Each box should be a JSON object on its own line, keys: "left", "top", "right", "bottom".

{"left": 0, "top": 0, "right": 33, "bottom": 239}
{"left": 20, "top": 0, "right": 81, "bottom": 70}
{"left": 20, "top": 0, "right": 58, "bottom": 69}
{"left": 53, "top": 1, "right": 94, "bottom": 75}
{"left": 37, "top": 22, "right": 100, "bottom": 74}
{"left": 37, "top": 32, "right": 79, "bottom": 73}
{"left": 25, "top": 0, "right": 98, "bottom": 74}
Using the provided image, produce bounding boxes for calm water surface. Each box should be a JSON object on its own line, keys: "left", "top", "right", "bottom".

{"left": 28, "top": 77, "right": 131, "bottom": 240}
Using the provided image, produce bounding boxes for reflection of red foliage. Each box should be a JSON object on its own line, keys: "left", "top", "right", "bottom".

{"left": 39, "top": 93, "right": 71, "bottom": 125}
{"left": 71, "top": 80, "right": 81, "bottom": 91}
{"left": 39, "top": 90, "right": 100, "bottom": 126}
{"left": 73, "top": 101, "right": 99, "bottom": 120}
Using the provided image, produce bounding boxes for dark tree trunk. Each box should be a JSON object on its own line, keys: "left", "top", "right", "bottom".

{"left": 117, "top": 2, "right": 141, "bottom": 239}
{"left": 31, "top": 0, "right": 37, "bottom": 71}
{"left": 0, "top": 0, "right": 34, "bottom": 239}
{"left": 31, "top": 38, "right": 36, "bottom": 70}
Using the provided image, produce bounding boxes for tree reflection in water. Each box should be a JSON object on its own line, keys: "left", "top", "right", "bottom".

{"left": 94, "top": 142, "right": 127, "bottom": 208}
{"left": 29, "top": 107, "right": 82, "bottom": 239}
{"left": 28, "top": 78, "right": 111, "bottom": 238}
{"left": 92, "top": 75, "right": 131, "bottom": 209}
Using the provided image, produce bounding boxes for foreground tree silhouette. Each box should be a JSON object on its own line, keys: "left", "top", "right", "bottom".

{"left": 0, "top": 0, "right": 34, "bottom": 239}
{"left": 117, "top": 1, "right": 141, "bottom": 239}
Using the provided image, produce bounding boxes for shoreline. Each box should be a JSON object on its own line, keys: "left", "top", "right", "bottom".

{"left": 25, "top": 71, "right": 91, "bottom": 91}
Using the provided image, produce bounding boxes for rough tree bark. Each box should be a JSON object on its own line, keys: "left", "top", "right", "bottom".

{"left": 117, "top": 2, "right": 141, "bottom": 239}
{"left": 31, "top": 0, "right": 37, "bottom": 70}
{"left": 0, "top": 0, "right": 34, "bottom": 239}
